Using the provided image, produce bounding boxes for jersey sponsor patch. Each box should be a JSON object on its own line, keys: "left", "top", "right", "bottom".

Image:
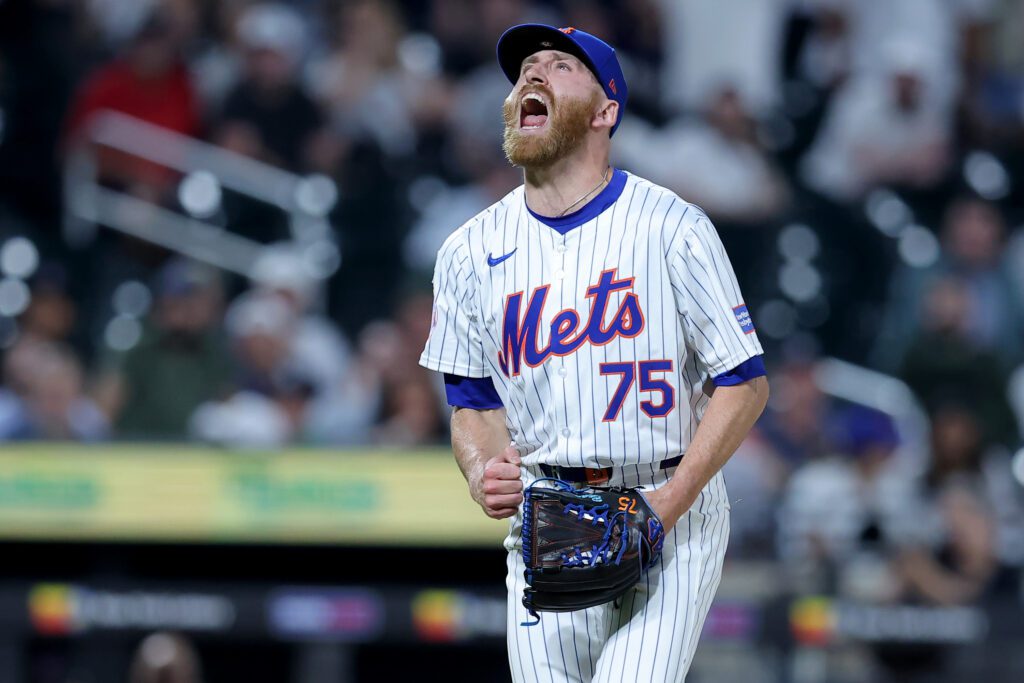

{"left": 732, "top": 304, "right": 755, "bottom": 334}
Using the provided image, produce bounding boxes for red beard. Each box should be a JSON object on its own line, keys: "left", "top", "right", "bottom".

{"left": 503, "top": 86, "right": 600, "bottom": 169}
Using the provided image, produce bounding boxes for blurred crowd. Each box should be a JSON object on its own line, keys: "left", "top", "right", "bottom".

{"left": 1, "top": 0, "right": 1024, "bottom": 614}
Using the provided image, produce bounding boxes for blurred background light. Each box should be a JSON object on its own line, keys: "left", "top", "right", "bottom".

{"left": 897, "top": 225, "right": 941, "bottom": 269}
{"left": 865, "top": 189, "right": 912, "bottom": 236}
{"left": 963, "top": 150, "right": 1010, "bottom": 201}
{"left": 0, "top": 278, "right": 31, "bottom": 317}
{"left": 104, "top": 314, "right": 142, "bottom": 352}
{"left": 294, "top": 174, "right": 338, "bottom": 217}
{"left": 779, "top": 262, "right": 822, "bottom": 303}
{"left": 777, "top": 224, "right": 820, "bottom": 262}
{"left": 111, "top": 280, "right": 152, "bottom": 318}
{"left": 0, "top": 237, "right": 40, "bottom": 280}
{"left": 301, "top": 240, "right": 341, "bottom": 279}
{"left": 1013, "top": 448, "right": 1024, "bottom": 487}
{"left": 178, "top": 170, "right": 222, "bottom": 219}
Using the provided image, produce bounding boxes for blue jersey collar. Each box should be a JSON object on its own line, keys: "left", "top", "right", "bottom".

{"left": 526, "top": 169, "right": 627, "bottom": 235}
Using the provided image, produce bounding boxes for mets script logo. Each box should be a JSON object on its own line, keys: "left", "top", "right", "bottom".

{"left": 498, "top": 269, "right": 644, "bottom": 377}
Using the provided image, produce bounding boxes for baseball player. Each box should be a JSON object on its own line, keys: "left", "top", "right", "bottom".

{"left": 420, "top": 24, "right": 769, "bottom": 682}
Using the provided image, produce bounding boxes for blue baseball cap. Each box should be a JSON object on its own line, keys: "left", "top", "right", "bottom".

{"left": 496, "top": 24, "right": 628, "bottom": 136}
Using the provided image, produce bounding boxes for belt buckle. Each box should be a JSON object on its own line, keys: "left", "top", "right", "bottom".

{"left": 584, "top": 467, "right": 610, "bottom": 486}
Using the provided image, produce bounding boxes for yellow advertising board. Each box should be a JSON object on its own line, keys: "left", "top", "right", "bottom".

{"left": 0, "top": 446, "right": 508, "bottom": 546}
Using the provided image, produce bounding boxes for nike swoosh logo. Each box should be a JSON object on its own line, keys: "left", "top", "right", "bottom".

{"left": 487, "top": 249, "right": 517, "bottom": 267}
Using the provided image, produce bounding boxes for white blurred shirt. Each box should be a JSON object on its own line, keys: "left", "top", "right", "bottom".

{"left": 800, "top": 74, "right": 952, "bottom": 200}
{"left": 614, "top": 117, "right": 781, "bottom": 220}
{"left": 657, "top": 0, "right": 790, "bottom": 114}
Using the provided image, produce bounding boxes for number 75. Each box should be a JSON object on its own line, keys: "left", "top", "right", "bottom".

{"left": 599, "top": 360, "right": 676, "bottom": 422}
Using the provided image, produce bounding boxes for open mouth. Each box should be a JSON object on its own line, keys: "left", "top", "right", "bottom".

{"left": 520, "top": 92, "right": 549, "bottom": 129}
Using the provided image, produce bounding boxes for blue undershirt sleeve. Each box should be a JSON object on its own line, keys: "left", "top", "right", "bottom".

{"left": 443, "top": 373, "right": 504, "bottom": 409}
{"left": 712, "top": 355, "right": 766, "bottom": 387}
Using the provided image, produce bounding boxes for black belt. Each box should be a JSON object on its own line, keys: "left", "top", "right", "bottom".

{"left": 539, "top": 454, "right": 683, "bottom": 485}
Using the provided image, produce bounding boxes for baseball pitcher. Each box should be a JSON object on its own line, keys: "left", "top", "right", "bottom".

{"left": 420, "top": 23, "right": 769, "bottom": 682}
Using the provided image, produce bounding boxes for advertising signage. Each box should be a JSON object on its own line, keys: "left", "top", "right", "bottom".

{"left": 0, "top": 447, "right": 507, "bottom": 546}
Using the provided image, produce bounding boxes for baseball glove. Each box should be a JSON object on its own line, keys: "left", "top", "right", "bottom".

{"left": 520, "top": 478, "right": 666, "bottom": 623}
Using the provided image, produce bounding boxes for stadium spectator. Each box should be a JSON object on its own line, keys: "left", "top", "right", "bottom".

{"left": 841, "top": 0, "right": 963, "bottom": 86}
{"left": 224, "top": 289, "right": 302, "bottom": 396}
{"left": 18, "top": 263, "right": 78, "bottom": 348}
{"left": 356, "top": 297, "right": 446, "bottom": 447}
{"left": 426, "top": 0, "right": 483, "bottom": 77}
{"left": 129, "top": 632, "right": 202, "bottom": 683}
{"left": 295, "top": 1, "right": 434, "bottom": 332}
{"left": 307, "top": 0, "right": 450, "bottom": 158}
{"left": 95, "top": 258, "right": 231, "bottom": 440}
{"left": 897, "top": 276, "right": 1019, "bottom": 447}
{"left": 874, "top": 197, "right": 1024, "bottom": 374}
{"left": 0, "top": 340, "right": 108, "bottom": 442}
{"left": 63, "top": 8, "right": 201, "bottom": 193}
{"left": 190, "top": 388, "right": 299, "bottom": 448}
{"left": 800, "top": 40, "right": 954, "bottom": 201}
{"left": 403, "top": 132, "right": 519, "bottom": 275}
{"left": 657, "top": 0, "right": 789, "bottom": 115}
{"left": 374, "top": 377, "right": 447, "bottom": 446}
{"left": 777, "top": 406, "right": 908, "bottom": 598}
{"left": 593, "top": 0, "right": 664, "bottom": 120}
{"left": 248, "top": 244, "right": 356, "bottom": 395}
{"left": 956, "top": 0, "right": 1024, "bottom": 147}
{"left": 214, "top": 2, "right": 336, "bottom": 173}
{"left": 753, "top": 350, "right": 838, "bottom": 469}
{"left": 426, "top": 0, "right": 533, "bottom": 77}
{"left": 795, "top": 0, "right": 854, "bottom": 92}
{"left": 615, "top": 86, "right": 790, "bottom": 223}
{"left": 191, "top": 289, "right": 307, "bottom": 447}
{"left": 197, "top": 286, "right": 379, "bottom": 446}
{"left": 892, "top": 402, "right": 1003, "bottom": 606}
{"left": 720, "top": 426, "right": 790, "bottom": 558}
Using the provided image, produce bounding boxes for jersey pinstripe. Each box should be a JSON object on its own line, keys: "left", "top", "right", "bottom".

{"left": 420, "top": 171, "right": 762, "bottom": 478}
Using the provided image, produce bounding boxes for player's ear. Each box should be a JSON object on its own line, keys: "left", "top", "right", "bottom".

{"left": 592, "top": 98, "right": 618, "bottom": 133}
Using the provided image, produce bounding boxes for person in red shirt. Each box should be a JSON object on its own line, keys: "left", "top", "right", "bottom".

{"left": 63, "top": 11, "right": 201, "bottom": 194}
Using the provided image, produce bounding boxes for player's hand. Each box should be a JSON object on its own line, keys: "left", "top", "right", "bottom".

{"left": 474, "top": 445, "right": 523, "bottom": 519}
{"left": 639, "top": 486, "right": 686, "bottom": 531}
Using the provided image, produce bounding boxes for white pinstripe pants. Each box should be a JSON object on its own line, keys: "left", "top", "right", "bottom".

{"left": 504, "top": 468, "right": 730, "bottom": 683}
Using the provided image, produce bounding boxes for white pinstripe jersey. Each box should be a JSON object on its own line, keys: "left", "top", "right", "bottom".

{"left": 420, "top": 170, "right": 762, "bottom": 477}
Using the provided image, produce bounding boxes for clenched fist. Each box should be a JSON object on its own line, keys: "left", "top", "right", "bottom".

{"left": 472, "top": 445, "right": 523, "bottom": 519}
